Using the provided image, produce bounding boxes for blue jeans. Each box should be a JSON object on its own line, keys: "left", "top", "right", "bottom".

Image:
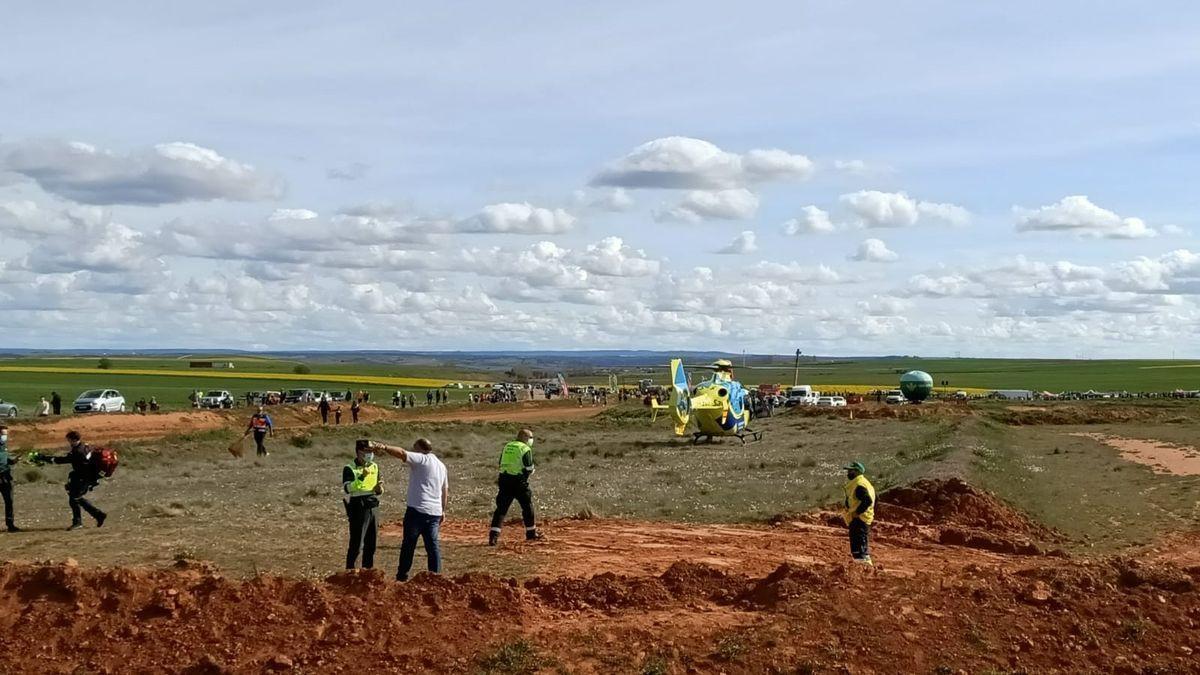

{"left": 397, "top": 506, "right": 442, "bottom": 580}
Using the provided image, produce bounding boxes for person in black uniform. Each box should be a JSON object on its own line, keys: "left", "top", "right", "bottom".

{"left": 0, "top": 424, "right": 19, "bottom": 532}
{"left": 36, "top": 431, "right": 107, "bottom": 530}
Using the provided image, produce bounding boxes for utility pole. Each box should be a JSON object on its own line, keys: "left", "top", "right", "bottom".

{"left": 793, "top": 349, "right": 802, "bottom": 386}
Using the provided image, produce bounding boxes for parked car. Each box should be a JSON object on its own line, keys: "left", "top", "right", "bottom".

{"left": 74, "top": 389, "right": 126, "bottom": 413}
{"left": 816, "top": 396, "right": 847, "bottom": 407}
{"left": 885, "top": 394, "right": 906, "bottom": 405}
{"left": 199, "top": 390, "right": 234, "bottom": 409}
{"left": 283, "top": 389, "right": 314, "bottom": 403}
{"left": 0, "top": 398, "right": 18, "bottom": 418}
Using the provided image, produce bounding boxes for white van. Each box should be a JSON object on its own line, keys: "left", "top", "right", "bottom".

{"left": 786, "top": 385, "right": 820, "bottom": 407}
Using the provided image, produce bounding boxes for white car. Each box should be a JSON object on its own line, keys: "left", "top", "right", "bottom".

{"left": 74, "top": 389, "right": 126, "bottom": 413}
{"left": 199, "top": 390, "right": 234, "bottom": 409}
{"left": 816, "top": 396, "right": 847, "bottom": 407}
{"left": 0, "top": 398, "right": 18, "bottom": 418}
{"left": 885, "top": 394, "right": 906, "bottom": 405}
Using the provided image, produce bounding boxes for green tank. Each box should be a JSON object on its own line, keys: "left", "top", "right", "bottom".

{"left": 899, "top": 370, "right": 934, "bottom": 403}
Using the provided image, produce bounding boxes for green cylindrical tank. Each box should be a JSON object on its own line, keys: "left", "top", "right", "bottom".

{"left": 899, "top": 370, "right": 934, "bottom": 403}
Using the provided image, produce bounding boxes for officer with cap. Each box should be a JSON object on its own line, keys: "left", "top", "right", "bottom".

{"left": 488, "top": 428, "right": 542, "bottom": 545}
{"left": 842, "top": 461, "right": 875, "bottom": 565}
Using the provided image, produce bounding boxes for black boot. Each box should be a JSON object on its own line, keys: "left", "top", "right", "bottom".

{"left": 488, "top": 530, "right": 499, "bottom": 546}
{"left": 67, "top": 522, "right": 83, "bottom": 531}
{"left": 526, "top": 529, "right": 543, "bottom": 541}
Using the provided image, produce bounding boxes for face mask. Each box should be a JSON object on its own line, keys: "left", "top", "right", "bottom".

{"left": 0, "top": 433, "right": 7, "bottom": 444}
{"left": 525, "top": 438, "right": 534, "bottom": 448}
{"left": 362, "top": 453, "right": 375, "bottom": 464}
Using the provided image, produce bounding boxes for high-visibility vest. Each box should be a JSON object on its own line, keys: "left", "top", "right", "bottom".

{"left": 498, "top": 441, "right": 531, "bottom": 476}
{"left": 844, "top": 474, "right": 875, "bottom": 525}
{"left": 345, "top": 461, "right": 379, "bottom": 497}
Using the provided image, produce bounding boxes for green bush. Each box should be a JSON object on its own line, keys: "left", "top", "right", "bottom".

{"left": 290, "top": 434, "right": 313, "bottom": 448}
{"left": 97, "top": 357, "right": 113, "bottom": 369}
{"left": 292, "top": 364, "right": 311, "bottom": 375}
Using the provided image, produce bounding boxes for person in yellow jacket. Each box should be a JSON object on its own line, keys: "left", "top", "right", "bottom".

{"left": 488, "top": 428, "right": 542, "bottom": 545}
{"left": 343, "top": 440, "right": 383, "bottom": 569}
{"left": 842, "top": 461, "right": 875, "bottom": 565}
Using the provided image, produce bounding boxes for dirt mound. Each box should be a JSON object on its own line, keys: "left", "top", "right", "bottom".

{"left": 878, "top": 478, "right": 1061, "bottom": 556}
{"left": 989, "top": 403, "right": 1175, "bottom": 426}
{"left": 2, "top": 549, "right": 1199, "bottom": 674}
{"left": 787, "top": 401, "right": 975, "bottom": 421}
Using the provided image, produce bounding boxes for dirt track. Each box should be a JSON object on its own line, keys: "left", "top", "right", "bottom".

{"left": 3, "top": 479, "right": 1197, "bottom": 673}
{"left": 7, "top": 400, "right": 604, "bottom": 448}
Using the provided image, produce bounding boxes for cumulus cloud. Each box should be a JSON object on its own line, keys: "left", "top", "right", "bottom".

{"left": 782, "top": 205, "right": 836, "bottom": 235}
{"left": 747, "top": 261, "right": 843, "bottom": 284}
{"left": 851, "top": 238, "right": 899, "bottom": 262}
{"left": 716, "top": 231, "right": 757, "bottom": 255}
{"left": 574, "top": 237, "right": 660, "bottom": 277}
{"left": 840, "top": 190, "right": 970, "bottom": 228}
{"left": 655, "top": 188, "right": 759, "bottom": 223}
{"left": 591, "top": 136, "right": 812, "bottom": 190}
{"left": 1, "top": 139, "right": 285, "bottom": 205}
{"left": 455, "top": 202, "right": 575, "bottom": 234}
{"left": 573, "top": 188, "right": 635, "bottom": 212}
{"left": 1015, "top": 195, "right": 1156, "bottom": 239}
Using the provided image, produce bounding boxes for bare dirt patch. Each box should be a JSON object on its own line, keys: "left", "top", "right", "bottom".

{"left": 1073, "top": 432, "right": 1200, "bottom": 476}
{"left": 8, "top": 400, "right": 604, "bottom": 448}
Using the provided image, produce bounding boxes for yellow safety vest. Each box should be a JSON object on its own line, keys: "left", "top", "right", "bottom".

{"left": 844, "top": 474, "right": 875, "bottom": 525}
{"left": 498, "top": 441, "right": 531, "bottom": 476}
{"left": 345, "top": 461, "right": 379, "bottom": 497}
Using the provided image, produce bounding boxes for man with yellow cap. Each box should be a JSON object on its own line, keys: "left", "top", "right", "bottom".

{"left": 842, "top": 461, "right": 875, "bottom": 565}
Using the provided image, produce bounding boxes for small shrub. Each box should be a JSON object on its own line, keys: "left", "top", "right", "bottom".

{"left": 290, "top": 434, "right": 313, "bottom": 448}
{"left": 292, "top": 363, "right": 312, "bottom": 374}
{"left": 714, "top": 634, "right": 747, "bottom": 661}
{"left": 22, "top": 469, "right": 43, "bottom": 483}
{"left": 97, "top": 357, "right": 113, "bottom": 369}
{"left": 641, "top": 654, "right": 669, "bottom": 675}
{"left": 573, "top": 503, "right": 598, "bottom": 520}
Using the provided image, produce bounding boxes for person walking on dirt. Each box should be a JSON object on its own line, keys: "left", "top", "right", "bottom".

{"left": 407, "top": 393, "right": 415, "bottom": 408}
{"left": 318, "top": 396, "right": 331, "bottom": 425}
{"left": 343, "top": 440, "right": 383, "bottom": 569}
{"left": 842, "top": 461, "right": 875, "bottom": 565}
{"left": 488, "top": 428, "right": 541, "bottom": 545}
{"left": 36, "top": 431, "right": 107, "bottom": 530}
{"left": 368, "top": 438, "right": 448, "bottom": 580}
{"left": 1, "top": 424, "right": 20, "bottom": 532}
{"left": 246, "top": 407, "right": 274, "bottom": 457}
{"left": 51, "top": 391, "right": 62, "bottom": 415}
{"left": 350, "top": 398, "right": 361, "bottom": 424}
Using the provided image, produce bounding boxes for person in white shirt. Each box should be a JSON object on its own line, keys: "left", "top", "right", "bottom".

{"left": 368, "top": 438, "right": 448, "bottom": 581}
{"left": 37, "top": 397, "right": 50, "bottom": 417}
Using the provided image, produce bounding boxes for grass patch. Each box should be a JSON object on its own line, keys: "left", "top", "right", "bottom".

{"left": 475, "top": 639, "right": 549, "bottom": 674}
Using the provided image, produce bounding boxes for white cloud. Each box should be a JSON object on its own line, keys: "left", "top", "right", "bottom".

{"left": 1015, "top": 195, "right": 1156, "bottom": 239}
{"left": 1, "top": 139, "right": 284, "bottom": 205}
{"left": 716, "top": 231, "right": 757, "bottom": 255}
{"left": 782, "top": 205, "right": 836, "bottom": 235}
{"left": 456, "top": 202, "right": 575, "bottom": 234}
{"left": 655, "top": 188, "right": 759, "bottom": 223}
{"left": 747, "top": 261, "right": 843, "bottom": 284}
{"left": 574, "top": 188, "right": 635, "bottom": 212}
{"left": 840, "top": 190, "right": 970, "bottom": 228}
{"left": 592, "top": 137, "right": 812, "bottom": 190}
{"left": 327, "top": 162, "right": 369, "bottom": 181}
{"left": 851, "top": 238, "right": 899, "bottom": 262}
{"left": 269, "top": 208, "right": 319, "bottom": 221}
{"left": 574, "top": 237, "right": 660, "bottom": 277}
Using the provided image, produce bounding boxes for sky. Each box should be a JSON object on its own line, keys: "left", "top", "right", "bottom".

{"left": 2, "top": 1, "right": 1200, "bottom": 357}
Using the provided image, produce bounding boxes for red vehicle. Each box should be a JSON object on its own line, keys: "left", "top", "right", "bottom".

{"left": 757, "top": 383, "right": 781, "bottom": 396}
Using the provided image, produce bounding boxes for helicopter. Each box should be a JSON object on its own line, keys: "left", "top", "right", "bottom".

{"left": 649, "top": 358, "right": 762, "bottom": 444}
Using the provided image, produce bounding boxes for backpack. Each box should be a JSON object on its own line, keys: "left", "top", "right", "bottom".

{"left": 92, "top": 447, "right": 119, "bottom": 477}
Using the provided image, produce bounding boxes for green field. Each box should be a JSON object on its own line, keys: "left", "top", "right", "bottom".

{"left": 608, "top": 357, "right": 1200, "bottom": 392}
{"left": 0, "top": 355, "right": 492, "bottom": 415}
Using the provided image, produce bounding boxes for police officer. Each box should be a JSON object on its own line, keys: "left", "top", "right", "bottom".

{"left": 246, "top": 406, "right": 274, "bottom": 457}
{"left": 1, "top": 424, "right": 19, "bottom": 532}
{"left": 36, "top": 431, "right": 107, "bottom": 530}
{"left": 343, "top": 440, "right": 382, "bottom": 569}
{"left": 842, "top": 461, "right": 875, "bottom": 565}
{"left": 488, "top": 428, "right": 541, "bottom": 545}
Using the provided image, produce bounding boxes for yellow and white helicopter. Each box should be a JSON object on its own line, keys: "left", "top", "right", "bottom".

{"left": 649, "top": 358, "right": 762, "bottom": 443}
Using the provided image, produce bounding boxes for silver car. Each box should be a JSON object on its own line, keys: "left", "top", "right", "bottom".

{"left": 74, "top": 389, "right": 126, "bottom": 413}
{"left": 0, "top": 398, "right": 17, "bottom": 418}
